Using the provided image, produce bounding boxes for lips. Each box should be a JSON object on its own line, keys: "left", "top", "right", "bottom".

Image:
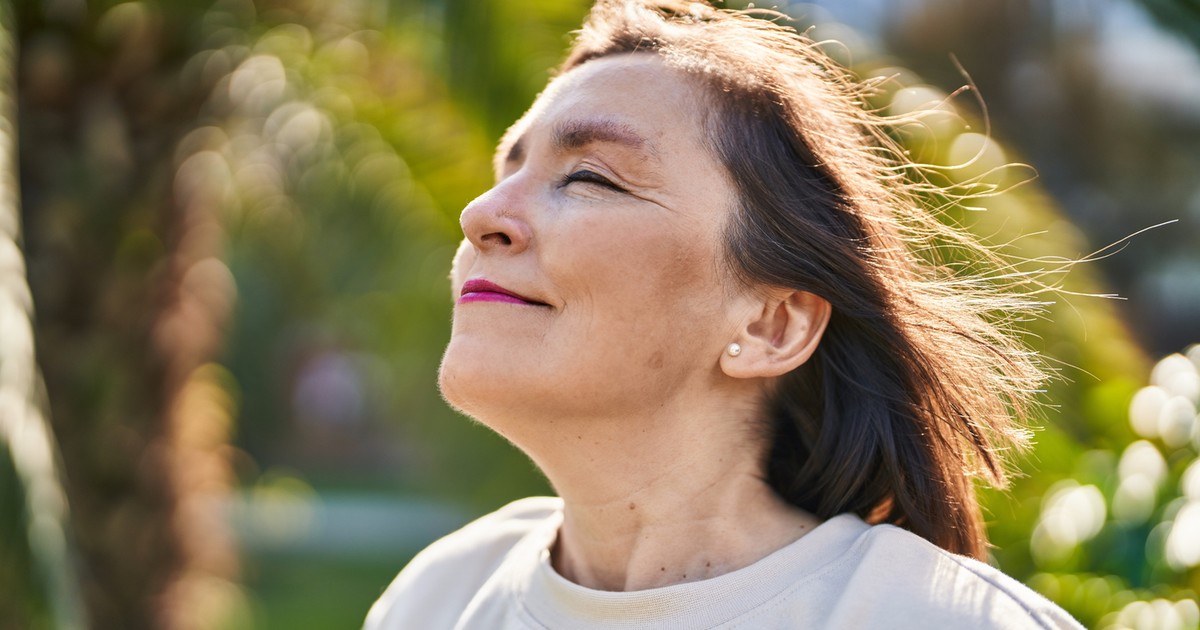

{"left": 459, "top": 278, "right": 547, "bottom": 306}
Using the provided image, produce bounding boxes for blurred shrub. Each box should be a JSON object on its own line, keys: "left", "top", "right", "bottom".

{"left": 1025, "top": 346, "right": 1200, "bottom": 628}
{"left": 189, "top": 0, "right": 573, "bottom": 506}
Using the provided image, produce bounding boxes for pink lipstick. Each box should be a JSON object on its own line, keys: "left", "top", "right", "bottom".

{"left": 459, "top": 279, "right": 545, "bottom": 306}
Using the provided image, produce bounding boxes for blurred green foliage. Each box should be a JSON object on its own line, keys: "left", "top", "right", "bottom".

{"left": 0, "top": 448, "right": 48, "bottom": 627}
{"left": 882, "top": 0, "right": 1200, "bottom": 356}
{"left": 200, "top": 0, "right": 579, "bottom": 505}
{"left": 1137, "top": 0, "right": 1200, "bottom": 49}
{"left": 1023, "top": 349, "right": 1200, "bottom": 628}
{"left": 2, "top": 0, "right": 1198, "bottom": 629}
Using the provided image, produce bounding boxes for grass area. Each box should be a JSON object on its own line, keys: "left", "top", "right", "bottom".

{"left": 240, "top": 551, "right": 415, "bottom": 629}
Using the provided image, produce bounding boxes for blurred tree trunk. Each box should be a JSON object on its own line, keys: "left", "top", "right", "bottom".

{"left": 13, "top": 0, "right": 241, "bottom": 627}
{"left": 0, "top": 1, "right": 85, "bottom": 627}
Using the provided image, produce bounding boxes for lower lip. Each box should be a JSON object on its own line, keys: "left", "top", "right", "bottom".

{"left": 458, "top": 291, "right": 537, "bottom": 305}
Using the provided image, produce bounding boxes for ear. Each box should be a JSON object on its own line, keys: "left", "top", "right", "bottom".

{"left": 720, "top": 290, "right": 831, "bottom": 379}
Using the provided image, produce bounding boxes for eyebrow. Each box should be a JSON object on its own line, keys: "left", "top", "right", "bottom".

{"left": 500, "top": 118, "right": 661, "bottom": 167}
{"left": 554, "top": 119, "right": 657, "bottom": 156}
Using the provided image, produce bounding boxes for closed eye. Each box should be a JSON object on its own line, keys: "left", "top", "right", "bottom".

{"left": 560, "top": 169, "right": 625, "bottom": 192}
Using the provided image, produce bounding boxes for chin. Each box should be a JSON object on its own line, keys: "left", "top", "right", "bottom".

{"left": 438, "top": 336, "right": 537, "bottom": 426}
{"left": 436, "top": 345, "right": 479, "bottom": 418}
{"left": 439, "top": 328, "right": 664, "bottom": 427}
{"left": 438, "top": 337, "right": 606, "bottom": 437}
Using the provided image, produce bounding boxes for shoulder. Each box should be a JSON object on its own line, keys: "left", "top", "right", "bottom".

{"left": 834, "top": 521, "right": 1082, "bottom": 629}
{"left": 363, "top": 496, "right": 562, "bottom": 630}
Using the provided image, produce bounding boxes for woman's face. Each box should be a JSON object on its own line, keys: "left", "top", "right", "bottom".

{"left": 439, "top": 54, "right": 747, "bottom": 425}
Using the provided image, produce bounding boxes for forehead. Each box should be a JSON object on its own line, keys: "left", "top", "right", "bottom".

{"left": 495, "top": 54, "right": 709, "bottom": 169}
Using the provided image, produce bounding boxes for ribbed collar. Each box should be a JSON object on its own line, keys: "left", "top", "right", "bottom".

{"left": 496, "top": 500, "right": 871, "bottom": 629}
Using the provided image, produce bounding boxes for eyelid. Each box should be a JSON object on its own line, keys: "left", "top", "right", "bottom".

{"left": 562, "top": 168, "right": 626, "bottom": 192}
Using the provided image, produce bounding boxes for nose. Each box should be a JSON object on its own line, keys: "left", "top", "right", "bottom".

{"left": 460, "top": 180, "right": 532, "bottom": 255}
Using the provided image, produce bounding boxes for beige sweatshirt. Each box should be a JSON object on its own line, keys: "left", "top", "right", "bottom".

{"left": 364, "top": 497, "right": 1083, "bottom": 629}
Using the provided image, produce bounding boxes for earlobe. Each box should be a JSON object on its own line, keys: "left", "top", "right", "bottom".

{"left": 720, "top": 290, "right": 831, "bottom": 380}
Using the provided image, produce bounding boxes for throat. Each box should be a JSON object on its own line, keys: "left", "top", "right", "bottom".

{"left": 550, "top": 485, "right": 819, "bottom": 591}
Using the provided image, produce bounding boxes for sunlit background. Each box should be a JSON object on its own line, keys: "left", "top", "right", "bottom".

{"left": 1, "top": 0, "right": 1198, "bottom": 628}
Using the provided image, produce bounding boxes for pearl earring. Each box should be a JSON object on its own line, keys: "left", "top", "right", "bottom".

{"left": 727, "top": 343, "right": 742, "bottom": 357}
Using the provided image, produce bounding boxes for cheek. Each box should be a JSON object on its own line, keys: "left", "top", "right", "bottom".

{"left": 596, "top": 218, "right": 718, "bottom": 308}
{"left": 555, "top": 217, "right": 728, "bottom": 357}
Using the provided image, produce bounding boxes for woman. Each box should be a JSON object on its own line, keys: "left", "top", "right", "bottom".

{"left": 366, "top": 1, "right": 1082, "bottom": 628}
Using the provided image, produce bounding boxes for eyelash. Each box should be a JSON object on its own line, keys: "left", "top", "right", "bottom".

{"left": 561, "top": 169, "right": 624, "bottom": 192}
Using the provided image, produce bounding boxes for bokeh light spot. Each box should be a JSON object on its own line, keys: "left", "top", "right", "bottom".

{"left": 1130, "top": 386, "right": 1168, "bottom": 438}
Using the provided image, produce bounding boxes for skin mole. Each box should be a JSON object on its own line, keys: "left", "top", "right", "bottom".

{"left": 646, "top": 351, "right": 665, "bottom": 369}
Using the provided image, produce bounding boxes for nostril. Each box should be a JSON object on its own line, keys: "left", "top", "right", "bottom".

{"left": 482, "top": 232, "right": 512, "bottom": 246}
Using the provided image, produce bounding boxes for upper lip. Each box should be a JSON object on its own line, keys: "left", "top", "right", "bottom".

{"left": 460, "top": 278, "right": 546, "bottom": 305}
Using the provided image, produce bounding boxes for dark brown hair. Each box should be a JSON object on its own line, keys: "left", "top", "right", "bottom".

{"left": 561, "top": 1, "right": 1045, "bottom": 559}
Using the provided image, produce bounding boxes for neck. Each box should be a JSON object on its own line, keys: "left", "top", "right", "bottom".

{"left": 517, "top": 392, "right": 820, "bottom": 591}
